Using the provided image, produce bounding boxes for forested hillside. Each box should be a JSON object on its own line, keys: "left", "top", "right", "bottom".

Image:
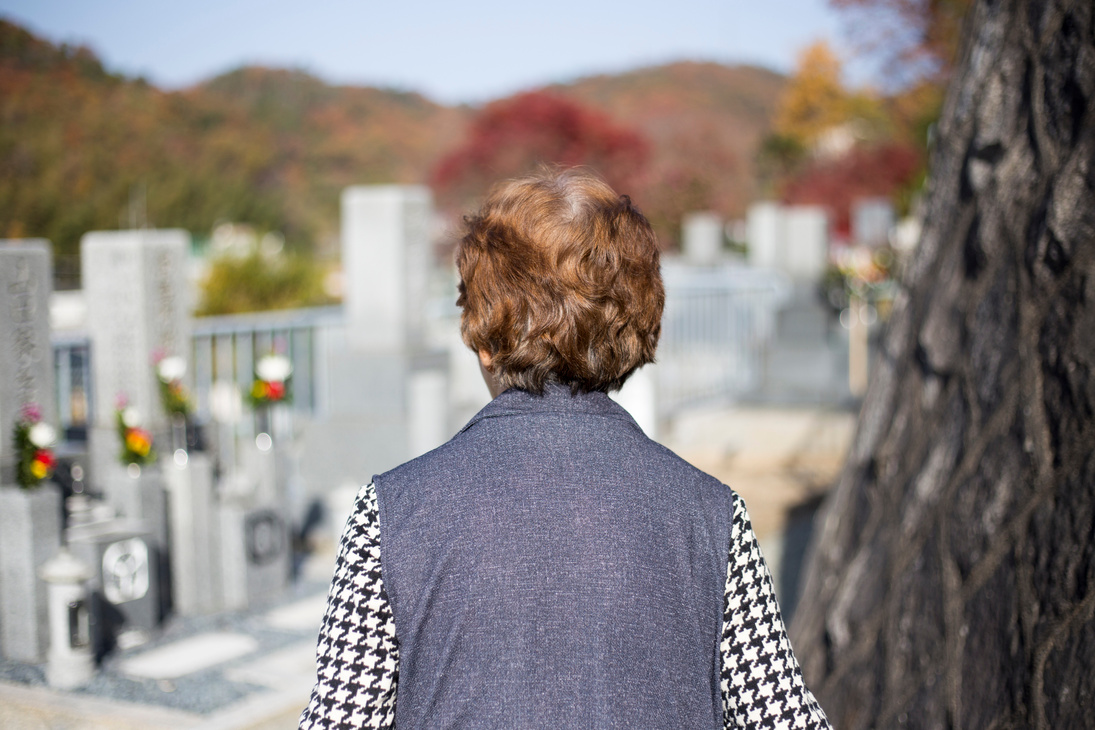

{"left": 0, "top": 18, "right": 784, "bottom": 284}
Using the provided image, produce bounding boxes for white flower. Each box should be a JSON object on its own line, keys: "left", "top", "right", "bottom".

{"left": 256, "top": 355, "right": 292, "bottom": 383}
{"left": 157, "top": 356, "right": 187, "bottom": 382}
{"left": 28, "top": 422, "right": 57, "bottom": 448}
{"left": 122, "top": 407, "right": 142, "bottom": 428}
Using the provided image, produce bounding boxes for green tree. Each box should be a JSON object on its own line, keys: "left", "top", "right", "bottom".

{"left": 196, "top": 250, "right": 335, "bottom": 315}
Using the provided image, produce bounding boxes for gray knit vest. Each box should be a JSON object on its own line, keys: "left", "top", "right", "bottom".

{"left": 373, "top": 384, "right": 734, "bottom": 729}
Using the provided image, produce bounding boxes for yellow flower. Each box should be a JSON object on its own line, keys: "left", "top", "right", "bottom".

{"left": 30, "top": 460, "right": 48, "bottom": 479}
{"left": 252, "top": 381, "right": 268, "bottom": 400}
{"left": 126, "top": 429, "right": 152, "bottom": 456}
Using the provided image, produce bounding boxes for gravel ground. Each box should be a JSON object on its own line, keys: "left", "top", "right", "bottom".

{"left": 0, "top": 572, "right": 330, "bottom": 718}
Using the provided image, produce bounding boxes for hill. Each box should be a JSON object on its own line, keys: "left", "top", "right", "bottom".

{"left": 0, "top": 18, "right": 784, "bottom": 280}
{"left": 553, "top": 62, "right": 784, "bottom": 237}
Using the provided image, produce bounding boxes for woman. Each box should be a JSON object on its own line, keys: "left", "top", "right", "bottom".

{"left": 300, "top": 169, "right": 831, "bottom": 729}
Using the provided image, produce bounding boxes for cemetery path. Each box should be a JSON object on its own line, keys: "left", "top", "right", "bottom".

{"left": 0, "top": 555, "right": 335, "bottom": 730}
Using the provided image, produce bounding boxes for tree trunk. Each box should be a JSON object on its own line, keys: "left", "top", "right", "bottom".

{"left": 790, "top": 1, "right": 1095, "bottom": 728}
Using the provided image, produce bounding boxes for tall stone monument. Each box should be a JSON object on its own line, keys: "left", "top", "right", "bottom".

{"left": 681, "top": 212, "right": 724, "bottom": 266}
{"left": 81, "top": 229, "right": 190, "bottom": 504}
{"left": 302, "top": 186, "right": 449, "bottom": 499}
{"left": 0, "top": 240, "right": 61, "bottom": 662}
{"left": 746, "top": 202, "right": 830, "bottom": 282}
{"left": 341, "top": 185, "right": 431, "bottom": 353}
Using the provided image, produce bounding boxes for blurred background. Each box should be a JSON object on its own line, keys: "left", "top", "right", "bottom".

{"left": 0, "top": 0, "right": 973, "bottom": 727}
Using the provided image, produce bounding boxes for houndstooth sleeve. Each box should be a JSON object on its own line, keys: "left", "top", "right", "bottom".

{"left": 299, "top": 483, "right": 399, "bottom": 730}
{"left": 720, "top": 493, "right": 832, "bottom": 729}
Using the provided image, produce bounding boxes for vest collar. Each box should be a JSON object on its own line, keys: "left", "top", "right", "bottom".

{"left": 459, "top": 383, "right": 642, "bottom": 434}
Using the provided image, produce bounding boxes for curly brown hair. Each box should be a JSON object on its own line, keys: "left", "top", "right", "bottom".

{"left": 456, "top": 168, "right": 664, "bottom": 395}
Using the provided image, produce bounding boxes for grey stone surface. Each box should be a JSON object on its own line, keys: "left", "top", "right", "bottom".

{"left": 219, "top": 502, "right": 291, "bottom": 611}
{"left": 66, "top": 518, "right": 160, "bottom": 647}
{"left": 0, "top": 483, "right": 63, "bottom": 662}
{"left": 163, "top": 454, "right": 222, "bottom": 616}
{"left": 340, "top": 185, "right": 432, "bottom": 353}
{"left": 81, "top": 229, "right": 190, "bottom": 502}
{"left": 781, "top": 206, "right": 828, "bottom": 282}
{"left": 851, "top": 197, "right": 895, "bottom": 248}
{"left": 681, "top": 212, "right": 723, "bottom": 266}
{"left": 746, "top": 202, "right": 782, "bottom": 271}
{"left": 745, "top": 203, "right": 830, "bottom": 282}
{"left": 0, "top": 241, "right": 55, "bottom": 485}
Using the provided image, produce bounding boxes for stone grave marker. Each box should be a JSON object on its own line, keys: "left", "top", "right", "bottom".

{"left": 852, "top": 197, "right": 895, "bottom": 248}
{"left": 0, "top": 240, "right": 56, "bottom": 482}
{"left": 66, "top": 518, "right": 159, "bottom": 652}
{"left": 341, "top": 185, "right": 432, "bottom": 353}
{"left": 746, "top": 202, "right": 783, "bottom": 270}
{"left": 783, "top": 206, "right": 830, "bottom": 282}
{"left": 0, "top": 240, "right": 61, "bottom": 663}
{"left": 303, "top": 185, "right": 449, "bottom": 503}
{"left": 163, "top": 453, "right": 222, "bottom": 615}
{"left": 81, "top": 229, "right": 190, "bottom": 504}
{"left": 681, "top": 212, "right": 723, "bottom": 266}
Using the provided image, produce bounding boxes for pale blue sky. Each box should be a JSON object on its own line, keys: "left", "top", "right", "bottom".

{"left": 0, "top": 0, "right": 859, "bottom": 104}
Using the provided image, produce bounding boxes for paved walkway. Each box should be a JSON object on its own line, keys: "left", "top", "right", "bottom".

{"left": 0, "top": 557, "right": 334, "bottom": 730}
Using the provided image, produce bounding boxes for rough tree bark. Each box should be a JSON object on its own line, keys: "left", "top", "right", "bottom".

{"left": 790, "top": 1, "right": 1095, "bottom": 728}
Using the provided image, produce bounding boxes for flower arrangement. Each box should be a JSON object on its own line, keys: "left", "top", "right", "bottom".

{"left": 12, "top": 403, "right": 57, "bottom": 489}
{"left": 115, "top": 396, "right": 155, "bottom": 466}
{"left": 155, "top": 353, "right": 193, "bottom": 418}
{"left": 822, "top": 245, "right": 899, "bottom": 316}
{"left": 248, "top": 354, "right": 293, "bottom": 406}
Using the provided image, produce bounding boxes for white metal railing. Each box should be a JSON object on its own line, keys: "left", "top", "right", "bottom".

{"left": 189, "top": 306, "right": 342, "bottom": 421}
{"left": 52, "top": 269, "right": 789, "bottom": 437}
{"left": 51, "top": 306, "right": 342, "bottom": 438}
{"left": 657, "top": 264, "right": 790, "bottom": 412}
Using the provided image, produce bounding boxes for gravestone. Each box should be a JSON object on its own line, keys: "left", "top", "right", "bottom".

{"left": 81, "top": 229, "right": 190, "bottom": 510}
{"left": 782, "top": 206, "right": 829, "bottom": 282}
{"left": 67, "top": 518, "right": 159, "bottom": 651}
{"left": 302, "top": 185, "right": 449, "bottom": 504}
{"left": 219, "top": 444, "right": 290, "bottom": 610}
{"left": 851, "top": 197, "right": 895, "bottom": 248}
{"left": 163, "top": 453, "right": 222, "bottom": 615}
{"left": 0, "top": 240, "right": 61, "bottom": 663}
{"left": 746, "top": 203, "right": 830, "bottom": 283}
{"left": 0, "top": 241, "right": 56, "bottom": 483}
{"left": 681, "top": 212, "right": 723, "bottom": 266}
{"left": 219, "top": 501, "right": 291, "bottom": 610}
{"left": 341, "top": 186, "right": 431, "bottom": 353}
{"left": 746, "top": 202, "right": 782, "bottom": 270}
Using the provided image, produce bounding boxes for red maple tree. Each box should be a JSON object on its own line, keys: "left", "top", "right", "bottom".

{"left": 781, "top": 142, "right": 921, "bottom": 238}
{"left": 430, "top": 91, "right": 649, "bottom": 209}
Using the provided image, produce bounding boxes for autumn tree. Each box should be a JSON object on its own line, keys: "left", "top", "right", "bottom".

{"left": 791, "top": 1, "right": 1095, "bottom": 728}
{"left": 772, "top": 42, "right": 877, "bottom": 148}
{"left": 429, "top": 91, "right": 649, "bottom": 212}
{"left": 782, "top": 142, "right": 920, "bottom": 236}
{"left": 761, "top": 40, "right": 921, "bottom": 234}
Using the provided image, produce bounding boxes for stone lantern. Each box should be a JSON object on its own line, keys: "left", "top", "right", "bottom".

{"left": 39, "top": 548, "right": 95, "bottom": 689}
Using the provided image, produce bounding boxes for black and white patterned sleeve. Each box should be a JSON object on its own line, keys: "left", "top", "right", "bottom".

{"left": 720, "top": 492, "right": 831, "bottom": 729}
{"left": 299, "top": 483, "right": 399, "bottom": 730}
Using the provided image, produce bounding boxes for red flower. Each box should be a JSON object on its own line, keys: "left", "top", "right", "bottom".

{"left": 266, "top": 381, "right": 286, "bottom": 401}
{"left": 34, "top": 449, "right": 56, "bottom": 470}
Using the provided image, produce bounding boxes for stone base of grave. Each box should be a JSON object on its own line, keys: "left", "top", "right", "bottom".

{"left": 219, "top": 502, "right": 291, "bottom": 611}
{"left": 0, "top": 482, "right": 63, "bottom": 663}
{"left": 67, "top": 519, "right": 159, "bottom": 656}
{"left": 163, "top": 454, "right": 223, "bottom": 616}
